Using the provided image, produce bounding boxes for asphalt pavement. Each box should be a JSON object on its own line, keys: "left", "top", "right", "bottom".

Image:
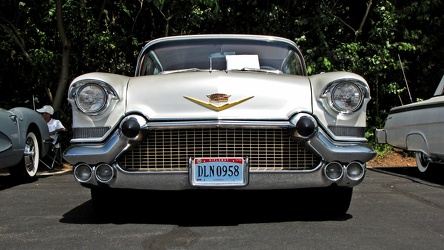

{"left": 1, "top": 164, "right": 444, "bottom": 249}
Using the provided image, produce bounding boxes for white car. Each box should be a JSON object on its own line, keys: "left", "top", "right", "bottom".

{"left": 64, "top": 34, "right": 375, "bottom": 216}
{"left": 376, "top": 75, "right": 444, "bottom": 172}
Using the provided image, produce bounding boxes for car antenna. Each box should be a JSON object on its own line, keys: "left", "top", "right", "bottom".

{"left": 398, "top": 54, "right": 413, "bottom": 103}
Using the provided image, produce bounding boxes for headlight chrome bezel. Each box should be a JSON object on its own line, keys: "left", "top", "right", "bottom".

{"left": 323, "top": 79, "right": 367, "bottom": 115}
{"left": 69, "top": 80, "right": 119, "bottom": 116}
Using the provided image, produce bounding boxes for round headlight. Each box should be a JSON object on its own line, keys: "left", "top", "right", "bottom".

{"left": 331, "top": 82, "right": 363, "bottom": 113}
{"left": 75, "top": 84, "right": 107, "bottom": 113}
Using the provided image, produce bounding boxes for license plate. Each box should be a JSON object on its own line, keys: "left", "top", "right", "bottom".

{"left": 190, "top": 157, "right": 248, "bottom": 187}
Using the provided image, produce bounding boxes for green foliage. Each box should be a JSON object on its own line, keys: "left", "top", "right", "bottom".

{"left": 372, "top": 143, "right": 394, "bottom": 158}
{"left": 0, "top": 0, "right": 443, "bottom": 158}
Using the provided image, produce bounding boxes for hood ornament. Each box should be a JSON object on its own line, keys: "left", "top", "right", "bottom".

{"left": 184, "top": 93, "right": 254, "bottom": 112}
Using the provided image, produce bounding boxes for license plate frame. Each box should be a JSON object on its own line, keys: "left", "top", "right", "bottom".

{"left": 189, "top": 157, "right": 249, "bottom": 187}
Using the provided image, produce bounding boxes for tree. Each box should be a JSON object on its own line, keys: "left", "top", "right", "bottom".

{"left": 0, "top": 0, "right": 442, "bottom": 152}
{"left": 53, "top": 0, "right": 70, "bottom": 114}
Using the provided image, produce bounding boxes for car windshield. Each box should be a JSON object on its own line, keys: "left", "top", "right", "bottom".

{"left": 135, "top": 37, "right": 306, "bottom": 76}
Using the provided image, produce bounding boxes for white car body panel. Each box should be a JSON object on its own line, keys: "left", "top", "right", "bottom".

{"left": 126, "top": 71, "right": 312, "bottom": 120}
{"left": 376, "top": 75, "right": 444, "bottom": 169}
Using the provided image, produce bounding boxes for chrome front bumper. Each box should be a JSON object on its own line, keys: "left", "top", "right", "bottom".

{"left": 77, "top": 163, "right": 365, "bottom": 190}
{"left": 64, "top": 124, "right": 376, "bottom": 166}
{"left": 64, "top": 123, "right": 375, "bottom": 190}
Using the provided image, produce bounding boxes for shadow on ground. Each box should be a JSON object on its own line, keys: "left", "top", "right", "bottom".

{"left": 61, "top": 188, "right": 353, "bottom": 226}
{"left": 0, "top": 174, "right": 41, "bottom": 190}
{"left": 370, "top": 165, "right": 444, "bottom": 186}
{"left": 62, "top": 166, "right": 443, "bottom": 225}
{"left": 0, "top": 164, "right": 71, "bottom": 190}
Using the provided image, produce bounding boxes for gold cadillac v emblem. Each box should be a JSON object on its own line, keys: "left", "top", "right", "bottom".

{"left": 184, "top": 93, "right": 254, "bottom": 112}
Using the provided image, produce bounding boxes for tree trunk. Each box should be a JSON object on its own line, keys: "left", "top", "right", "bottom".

{"left": 53, "top": 0, "right": 71, "bottom": 116}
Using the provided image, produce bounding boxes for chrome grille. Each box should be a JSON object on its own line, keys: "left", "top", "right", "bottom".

{"left": 118, "top": 128, "right": 320, "bottom": 171}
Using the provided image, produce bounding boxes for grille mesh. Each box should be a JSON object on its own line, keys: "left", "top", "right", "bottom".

{"left": 118, "top": 128, "right": 320, "bottom": 171}
{"left": 328, "top": 126, "right": 365, "bottom": 137}
{"left": 73, "top": 127, "right": 110, "bottom": 139}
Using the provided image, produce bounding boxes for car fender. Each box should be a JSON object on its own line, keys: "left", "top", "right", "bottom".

{"left": 12, "top": 107, "right": 51, "bottom": 157}
{"left": 406, "top": 133, "right": 429, "bottom": 155}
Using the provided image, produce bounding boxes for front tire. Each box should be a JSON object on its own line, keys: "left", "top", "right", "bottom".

{"left": 9, "top": 131, "right": 40, "bottom": 179}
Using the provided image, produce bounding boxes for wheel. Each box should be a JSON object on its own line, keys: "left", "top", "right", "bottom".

{"left": 416, "top": 152, "right": 430, "bottom": 172}
{"left": 9, "top": 131, "right": 40, "bottom": 179}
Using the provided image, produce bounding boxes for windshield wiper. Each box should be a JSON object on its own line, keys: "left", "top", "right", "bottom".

{"left": 159, "top": 68, "right": 206, "bottom": 74}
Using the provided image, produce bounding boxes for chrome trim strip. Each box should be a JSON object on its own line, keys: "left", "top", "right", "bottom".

{"left": 84, "top": 164, "right": 362, "bottom": 190}
{"left": 145, "top": 119, "right": 368, "bottom": 143}
{"left": 142, "top": 120, "right": 291, "bottom": 129}
{"left": 305, "top": 130, "right": 376, "bottom": 163}
{"left": 70, "top": 118, "right": 369, "bottom": 143}
{"left": 143, "top": 120, "right": 369, "bottom": 142}
{"left": 64, "top": 132, "right": 123, "bottom": 164}
{"left": 64, "top": 130, "right": 142, "bottom": 165}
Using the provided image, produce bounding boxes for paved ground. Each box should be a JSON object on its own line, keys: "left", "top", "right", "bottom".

{"left": 1, "top": 166, "right": 443, "bottom": 250}
{"left": 0, "top": 163, "right": 72, "bottom": 177}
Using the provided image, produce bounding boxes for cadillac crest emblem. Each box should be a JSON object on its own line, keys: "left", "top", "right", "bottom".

{"left": 207, "top": 93, "right": 230, "bottom": 103}
{"left": 183, "top": 93, "right": 254, "bottom": 112}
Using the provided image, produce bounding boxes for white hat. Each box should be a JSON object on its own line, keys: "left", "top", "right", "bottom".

{"left": 36, "top": 105, "right": 54, "bottom": 115}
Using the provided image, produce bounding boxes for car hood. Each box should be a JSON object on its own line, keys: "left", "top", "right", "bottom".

{"left": 126, "top": 71, "right": 313, "bottom": 120}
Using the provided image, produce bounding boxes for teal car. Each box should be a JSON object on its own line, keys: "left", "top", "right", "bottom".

{"left": 0, "top": 107, "right": 51, "bottom": 178}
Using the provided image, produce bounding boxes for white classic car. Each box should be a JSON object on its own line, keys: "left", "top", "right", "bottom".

{"left": 64, "top": 34, "right": 375, "bottom": 216}
{"left": 376, "top": 75, "right": 444, "bottom": 172}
